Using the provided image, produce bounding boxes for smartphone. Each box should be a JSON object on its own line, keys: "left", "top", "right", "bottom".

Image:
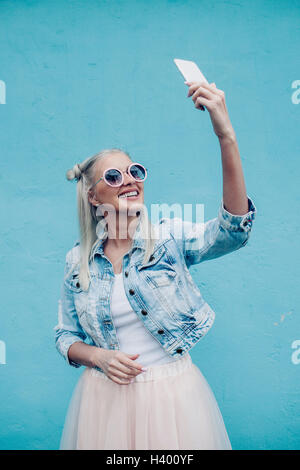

{"left": 173, "top": 58, "right": 209, "bottom": 84}
{"left": 174, "top": 58, "right": 208, "bottom": 111}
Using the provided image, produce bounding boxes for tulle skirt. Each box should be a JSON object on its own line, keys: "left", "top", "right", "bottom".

{"left": 59, "top": 352, "right": 232, "bottom": 450}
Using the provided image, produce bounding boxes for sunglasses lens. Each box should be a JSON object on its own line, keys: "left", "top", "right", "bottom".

{"left": 105, "top": 169, "right": 122, "bottom": 186}
{"left": 130, "top": 164, "right": 146, "bottom": 181}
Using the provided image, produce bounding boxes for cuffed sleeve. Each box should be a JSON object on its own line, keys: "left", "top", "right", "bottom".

{"left": 218, "top": 196, "right": 257, "bottom": 233}
{"left": 166, "top": 195, "right": 257, "bottom": 268}
{"left": 54, "top": 253, "right": 87, "bottom": 368}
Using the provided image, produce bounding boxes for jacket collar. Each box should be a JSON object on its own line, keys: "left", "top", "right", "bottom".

{"left": 89, "top": 216, "right": 145, "bottom": 259}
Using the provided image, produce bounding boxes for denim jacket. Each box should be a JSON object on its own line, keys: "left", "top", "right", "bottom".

{"left": 54, "top": 196, "right": 257, "bottom": 371}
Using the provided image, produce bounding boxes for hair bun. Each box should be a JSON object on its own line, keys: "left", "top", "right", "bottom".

{"left": 66, "top": 163, "right": 82, "bottom": 181}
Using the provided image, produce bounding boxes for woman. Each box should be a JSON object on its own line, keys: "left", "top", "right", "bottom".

{"left": 54, "top": 81, "right": 257, "bottom": 450}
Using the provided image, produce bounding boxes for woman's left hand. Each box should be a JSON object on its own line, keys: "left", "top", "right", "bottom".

{"left": 186, "top": 81, "right": 235, "bottom": 140}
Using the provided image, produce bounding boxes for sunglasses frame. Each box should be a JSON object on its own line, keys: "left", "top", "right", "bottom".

{"left": 90, "top": 162, "right": 148, "bottom": 189}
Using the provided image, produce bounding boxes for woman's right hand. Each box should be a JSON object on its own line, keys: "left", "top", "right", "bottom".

{"left": 92, "top": 348, "right": 145, "bottom": 385}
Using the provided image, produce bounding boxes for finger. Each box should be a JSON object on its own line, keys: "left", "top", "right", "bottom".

{"left": 108, "top": 361, "right": 139, "bottom": 378}
{"left": 194, "top": 96, "right": 212, "bottom": 111}
{"left": 186, "top": 82, "right": 207, "bottom": 97}
{"left": 110, "top": 368, "right": 137, "bottom": 380}
{"left": 186, "top": 80, "right": 215, "bottom": 90}
{"left": 190, "top": 86, "right": 215, "bottom": 103}
{"left": 185, "top": 80, "right": 207, "bottom": 88}
{"left": 114, "top": 357, "right": 144, "bottom": 375}
{"left": 123, "top": 357, "right": 145, "bottom": 372}
{"left": 110, "top": 362, "right": 141, "bottom": 377}
{"left": 193, "top": 81, "right": 223, "bottom": 99}
{"left": 109, "top": 375, "right": 133, "bottom": 385}
{"left": 198, "top": 82, "right": 220, "bottom": 95}
{"left": 206, "top": 82, "right": 225, "bottom": 99}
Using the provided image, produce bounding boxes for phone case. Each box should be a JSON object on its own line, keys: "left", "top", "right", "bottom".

{"left": 173, "top": 58, "right": 208, "bottom": 84}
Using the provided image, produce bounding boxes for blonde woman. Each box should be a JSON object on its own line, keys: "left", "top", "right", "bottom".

{"left": 54, "top": 81, "right": 257, "bottom": 450}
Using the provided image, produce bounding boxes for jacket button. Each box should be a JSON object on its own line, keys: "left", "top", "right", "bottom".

{"left": 176, "top": 348, "right": 183, "bottom": 354}
{"left": 129, "top": 289, "right": 135, "bottom": 295}
{"left": 141, "top": 309, "right": 148, "bottom": 315}
{"left": 158, "top": 329, "right": 164, "bottom": 334}
{"left": 125, "top": 271, "right": 129, "bottom": 277}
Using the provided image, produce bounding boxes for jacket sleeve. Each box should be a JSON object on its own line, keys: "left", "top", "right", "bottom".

{"left": 165, "top": 195, "right": 257, "bottom": 268}
{"left": 53, "top": 252, "right": 87, "bottom": 368}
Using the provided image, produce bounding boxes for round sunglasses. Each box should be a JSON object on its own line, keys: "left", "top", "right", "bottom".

{"left": 90, "top": 162, "right": 147, "bottom": 189}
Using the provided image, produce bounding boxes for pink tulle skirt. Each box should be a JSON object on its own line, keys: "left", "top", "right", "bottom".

{"left": 59, "top": 352, "right": 232, "bottom": 450}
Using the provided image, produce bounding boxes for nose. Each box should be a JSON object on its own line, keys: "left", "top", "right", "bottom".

{"left": 123, "top": 170, "right": 135, "bottom": 185}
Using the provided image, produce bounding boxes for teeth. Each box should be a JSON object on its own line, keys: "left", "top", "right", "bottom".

{"left": 119, "top": 191, "right": 138, "bottom": 198}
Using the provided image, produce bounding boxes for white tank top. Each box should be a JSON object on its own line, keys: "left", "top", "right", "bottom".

{"left": 110, "top": 273, "right": 176, "bottom": 367}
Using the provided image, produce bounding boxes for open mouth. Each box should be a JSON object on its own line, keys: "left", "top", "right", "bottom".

{"left": 118, "top": 190, "right": 139, "bottom": 199}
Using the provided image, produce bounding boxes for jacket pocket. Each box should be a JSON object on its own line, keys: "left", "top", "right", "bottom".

{"left": 64, "top": 268, "right": 83, "bottom": 293}
{"left": 64, "top": 269, "right": 90, "bottom": 319}
{"left": 144, "top": 269, "right": 177, "bottom": 288}
{"left": 137, "top": 244, "right": 166, "bottom": 270}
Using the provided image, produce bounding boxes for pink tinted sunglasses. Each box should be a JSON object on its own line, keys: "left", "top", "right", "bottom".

{"left": 90, "top": 162, "right": 148, "bottom": 189}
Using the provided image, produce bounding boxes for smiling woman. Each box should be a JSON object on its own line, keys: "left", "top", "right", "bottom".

{"left": 55, "top": 123, "right": 256, "bottom": 450}
{"left": 65, "top": 149, "right": 156, "bottom": 290}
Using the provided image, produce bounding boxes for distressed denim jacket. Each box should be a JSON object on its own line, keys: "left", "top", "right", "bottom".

{"left": 54, "top": 196, "right": 257, "bottom": 371}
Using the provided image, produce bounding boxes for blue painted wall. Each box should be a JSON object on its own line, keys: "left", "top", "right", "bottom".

{"left": 0, "top": 0, "right": 299, "bottom": 450}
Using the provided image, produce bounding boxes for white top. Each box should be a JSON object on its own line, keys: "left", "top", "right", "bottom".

{"left": 110, "top": 272, "right": 176, "bottom": 367}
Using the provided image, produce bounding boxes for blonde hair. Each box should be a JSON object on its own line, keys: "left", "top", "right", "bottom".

{"left": 66, "top": 148, "right": 157, "bottom": 291}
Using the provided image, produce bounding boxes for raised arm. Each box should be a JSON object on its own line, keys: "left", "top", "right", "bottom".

{"left": 162, "top": 81, "right": 257, "bottom": 268}
{"left": 186, "top": 80, "right": 249, "bottom": 215}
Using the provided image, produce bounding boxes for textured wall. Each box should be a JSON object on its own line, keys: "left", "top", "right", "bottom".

{"left": 0, "top": 0, "right": 299, "bottom": 450}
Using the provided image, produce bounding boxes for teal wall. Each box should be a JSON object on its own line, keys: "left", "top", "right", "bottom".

{"left": 0, "top": 0, "right": 299, "bottom": 450}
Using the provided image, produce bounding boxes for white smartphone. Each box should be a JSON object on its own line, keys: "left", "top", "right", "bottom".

{"left": 173, "top": 58, "right": 208, "bottom": 84}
